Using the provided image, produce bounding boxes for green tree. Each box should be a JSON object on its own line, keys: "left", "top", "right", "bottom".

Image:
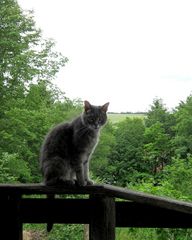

{"left": 162, "top": 155, "right": 192, "bottom": 199}
{"left": 145, "top": 98, "right": 168, "bottom": 127}
{"left": 0, "top": 152, "right": 31, "bottom": 182}
{"left": 0, "top": 153, "right": 17, "bottom": 183}
{"left": 173, "top": 95, "right": 192, "bottom": 157}
{"left": 0, "top": 0, "right": 68, "bottom": 116}
{"left": 143, "top": 98, "right": 174, "bottom": 175}
{"left": 143, "top": 122, "right": 171, "bottom": 174}
{"left": 145, "top": 98, "right": 175, "bottom": 137}
{"left": 0, "top": 95, "right": 82, "bottom": 181}
{"left": 0, "top": 0, "right": 74, "bottom": 182}
{"left": 109, "top": 118, "right": 145, "bottom": 186}
{"left": 91, "top": 122, "right": 116, "bottom": 183}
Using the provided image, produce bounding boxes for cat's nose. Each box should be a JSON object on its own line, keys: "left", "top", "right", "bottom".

{"left": 94, "top": 124, "right": 99, "bottom": 129}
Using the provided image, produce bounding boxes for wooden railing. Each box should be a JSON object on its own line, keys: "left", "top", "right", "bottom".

{"left": 1, "top": 183, "right": 192, "bottom": 240}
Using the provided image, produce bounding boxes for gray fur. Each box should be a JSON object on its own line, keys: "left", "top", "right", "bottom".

{"left": 40, "top": 101, "right": 109, "bottom": 186}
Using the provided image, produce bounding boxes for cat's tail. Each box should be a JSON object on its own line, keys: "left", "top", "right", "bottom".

{"left": 47, "top": 194, "right": 54, "bottom": 232}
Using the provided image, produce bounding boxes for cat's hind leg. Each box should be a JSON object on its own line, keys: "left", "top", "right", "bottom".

{"left": 43, "top": 156, "right": 75, "bottom": 186}
{"left": 60, "top": 161, "right": 76, "bottom": 186}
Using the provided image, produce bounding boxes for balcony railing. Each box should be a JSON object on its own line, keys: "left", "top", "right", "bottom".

{"left": 1, "top": 183, "right": 192, "bottom": 240}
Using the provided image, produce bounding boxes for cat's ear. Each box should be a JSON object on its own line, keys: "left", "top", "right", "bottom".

{"left": 84, "top": 100, "right": 92, "bottom": 112}
{"left": 101, "top": 102, "right": 110, "bottom": 113}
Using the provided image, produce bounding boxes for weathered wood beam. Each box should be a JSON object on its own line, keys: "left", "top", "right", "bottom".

{"left": 19, "top": 198, "right": 192, "bottom": 228}
{"left": 21, "top": 198, "right": 92, "bottom": 224}
{"left": 104, "top": 184, "right": 192, "bottom": 215}
{"left": 1, "top": 183, "right": 192, "bottom": 216}
{"left": 116, "top": 202, "right": 192, "bottom": 228}
{"left": 1, "top": 183, "right": 192, "bottom": 240}
{"left": 0, "top": 194, "right": 23, "bottom": 240}
{"left": 89, "top": 195, "right": 115, "bottom": 240}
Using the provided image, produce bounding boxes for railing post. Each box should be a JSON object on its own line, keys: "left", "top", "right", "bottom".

{"left": 0, "top": 193, "right": 23, "bottom": 240}
{"left": 89, "top": 195, "right": 115, "bottom": 240}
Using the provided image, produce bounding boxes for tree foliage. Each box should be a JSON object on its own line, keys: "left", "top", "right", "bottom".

{"left": 108, "top": 118, "right": 145, "bottom": 186}
{"left": 0, "top": 0, "right": 67, "bottom": 101}
{"left": 91, "top": 122, "right": 115, "bottom": 182}
{"left": 0, "top": 0, "right": 74, "bottom": 183}
{"left": 173, "top": 95, "right": 192, "bottom": 157}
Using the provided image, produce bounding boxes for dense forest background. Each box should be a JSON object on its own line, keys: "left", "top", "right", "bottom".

{"left": 1, "top": 1, "right": 192, "bottom": 239}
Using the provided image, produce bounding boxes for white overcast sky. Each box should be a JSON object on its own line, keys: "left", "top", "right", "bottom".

{"left": 18, "top": 0, "right": 192, "bottom": 112}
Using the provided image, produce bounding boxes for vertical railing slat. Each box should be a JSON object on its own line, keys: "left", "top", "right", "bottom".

{"left": 89, "top": 195, "right": 116, "bottom": 240}
{"left": 0, "top": 193, "right": 23, "bottom": 240}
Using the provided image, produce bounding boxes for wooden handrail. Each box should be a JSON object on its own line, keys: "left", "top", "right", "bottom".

{"left": 1, "top": 183, "right": 192, "bottom": 240}
{"left": 1, "top": 183, "right": 192, "bottom": 213}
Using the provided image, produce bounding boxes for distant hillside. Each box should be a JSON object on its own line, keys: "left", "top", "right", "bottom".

{"left": 108, "top": 113, "right": 146, "bottom": 124}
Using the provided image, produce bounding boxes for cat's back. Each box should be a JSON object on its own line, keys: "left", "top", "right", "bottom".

{"left": 40, "top": 121, "right": 73, "bottom": 160}
{"left": 46, "top": 121, "right": 71, "bottom": 142}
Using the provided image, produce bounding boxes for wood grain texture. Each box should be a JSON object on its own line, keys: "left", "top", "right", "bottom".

{"left": 1, "top": 183, "right": 192, "bottom": 240}
{"left": 89, "top": 195, "right": 115, "bottom": 240}
{"left": 0, "top": 183, "right": 192, "bottom": 214}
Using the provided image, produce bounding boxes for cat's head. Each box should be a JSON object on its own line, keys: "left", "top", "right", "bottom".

{"left": 82, "top": 101, "right": 109, "bottom": 130}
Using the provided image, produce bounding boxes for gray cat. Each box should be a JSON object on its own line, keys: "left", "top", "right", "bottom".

{"left": 40, "top": 100, "right": 109, "bottom": 187}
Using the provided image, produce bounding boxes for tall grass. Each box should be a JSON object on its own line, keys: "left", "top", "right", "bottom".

{"left": 108, "top": 113, "right": 146, "bottom": 124}
{"left": 116, "top": 228, "right": 157, "bottom": 240}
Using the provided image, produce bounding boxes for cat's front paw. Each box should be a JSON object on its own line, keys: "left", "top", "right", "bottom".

{"left": 64, "top": 180, "right": 76, "bottom": 186}
{"left": 86, "top": 179, "right": 94, "bottom": 185}
{"left": 76, "top": 179, "right": 86, "bottom": 187}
